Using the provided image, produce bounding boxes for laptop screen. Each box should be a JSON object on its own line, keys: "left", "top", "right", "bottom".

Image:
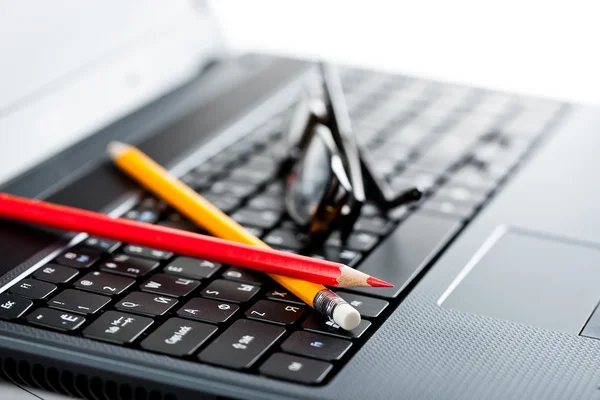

{"left": 0, "top": 0, "right": 222, "bottom": 186}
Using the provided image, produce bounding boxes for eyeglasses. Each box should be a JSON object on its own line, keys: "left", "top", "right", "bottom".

{"left": 280, "top": 62, "right": 423, "bottom": 245}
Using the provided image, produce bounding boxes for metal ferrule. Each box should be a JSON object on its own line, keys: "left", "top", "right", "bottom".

{"left": 313, "top": 289, "right": 349, "bottom": 323}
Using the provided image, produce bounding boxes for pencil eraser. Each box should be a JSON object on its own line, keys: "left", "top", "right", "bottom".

{"left": 333, "top": 303, "right": 361, "bottom": 331}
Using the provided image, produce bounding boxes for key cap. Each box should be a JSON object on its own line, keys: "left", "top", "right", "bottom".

{"left": 55, "top": 247, "right": 100, "bottom": 268}
{"left": 26, "top": 308, "right": 85, "bottom": 331}
{"left": 302, "top": 315, "right": 371, "bottom": 339}
{"left": 140, "top": 274, "right": 201, "bottom": 297}
{"left": 228, "top": 167, "right": 275, "bottom": 185}
{"left": 231, "top": 209, "right": 280, "bottom": 230}
{"left": 177, "top": 298, "right": 239, "bottom": 324}
{"left": 210, "top": 180, "right": 257, "bottom": 199}
{"left": 399, "top": 167, "right": 442, "bottom": 191}
{"left": 122, "top": 245, "right": 173, "bottom": 261}
{"left": 157, "top": 213, "right": 200, "bottom": 233}
{"left": 116, "top": 292, "right": 178, "bottom": 316}
{"left": 309, "top": 247, "right": 363, "bottom": 268}
{"left": 246, "top": 300, "right": 305, "bottom": 325}
{"left": 435, "top": 185, "right": 487, "bottom": 207}
{"left": 33, "top": 264, "right": 78, "bottom": 284}
{"left": 326, "top": 232, "right": 379, "bottom": 253}
{"left": 222, "top": 267, "right": 271, "bottom": 286}
{"left": 0, "top": 293, "right": 33, "bottom": 320}
{"left": 421, "top": 199, "right": 475, "bottom": 219}
{"left": 181, "top": 173, "right": 214, "bottom": 191}
{"left": 200, "top": 280, "right": 260, "bottom": 303}
{"left": 48, "top": 289, "right": 110, "bottom": 315}
{"left": 138, "top": 196, "right": 168, "bottom": 212}
{"left": 263, "top": 229, "right": 309, "bottom": 251}
{"left": 247, "top": 194, "right": 285, "bottom": 212}
{"left": 281, "top": 331, "right": 352, "bottom": 361}
{"left": 84, "top": 237, "right": 121, "bottom": 253}
{"left": 100, "top": 254, "right": 159, "bottom": 278}
{"left": 74, "top": 271, "right": 135, "bottom": 296}
{"left": 259, "top": 353, "right": 333, "bottom": 384}
{"left": 198, "top": 319, "right": 286, "bottom": 369}
{"left": 449, "top": 164, "right": 499, "bottom": 193}
{"left": 9, "top": 279, "right": 56, "bottom": 299}
{"left": 164, "top": 257, "right": 222, "bottom": 280}
{"left": 351, "top": 211, "right": 462, "bottom": 298}
{"left": 333, "top": 292, "right": 389, "bottom": 318}
{"left": 123, "top": 208, "right": 159, "bottom": 224}
{"left": 82, "top": 311, "right": 153, "bottom": 344}
{"left": 140, "top": 318, "right": 218, "bottom": 357}
{"left": 354, "top": 217, "right": 394, "bottom": 236}
{"left": 200, "top": 193, "right": 241, "bottom": 214}
{"left": 265, "top": 288, "right": 304, "bottom": 305}
{"left": 360, "top": 203, "right": 381, "bottom": 217}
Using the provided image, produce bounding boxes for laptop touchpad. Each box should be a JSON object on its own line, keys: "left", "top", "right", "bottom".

{"left": 439, "top": 227, "right": 600, "bottom": 334}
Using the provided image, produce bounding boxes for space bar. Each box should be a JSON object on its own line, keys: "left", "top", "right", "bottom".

{"left": 350, "top": 211, "right": 462, "bottom": 298}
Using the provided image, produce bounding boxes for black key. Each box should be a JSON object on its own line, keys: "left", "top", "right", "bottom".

{"left": 139, "top": 196, "right": 168, "bottom": 212}
{"left": 351, "top": 211, "right": 462, "bottom": 298}
{"left": 246, "top": 300, "right": 305, "bottom": 325}
{"left": 99, "top": 254, "right": 159, "bottom": 277}
{"left": 263, "top": 229, "right": 309, "bottom": 251}
{"left": 421, "top": 199, "right": 475, "bottom": 219}
{"left": 181, "top": 173, "right": 214, "bottom": 191}
{"left": 228, "top": 167, "right": 274, "bottom": 185}
{"left": 157, "top": 213, "right": 201, "bottom": 233}
{"left": 140, "top": 274, "right": 201, "bottom": 297}
{"left": 326, "top": 232, "right": 379, "bottom": 252}
{"left": 302, "top": 315, "right": 371, "bottom": 339}
{"left": 33, "top": 264, "right": 78, "bottom": 284}
{"left": 281, "top": 331, "right": 352, "bottom": 361}
{"left": 434, "top": 185, "right": 487, "bottom": 207}
{"left": 309, "top": 248, "right": 363, "bottom": 268}
{"left": 200, "top": 280, "right": 260, "bottom": 303}
{"left": 122, "top": 245, "right": 173, "bottom": 261}
{"left": 48, "top": 289, "right": 110, "bottom": 315}
{"left": 210, "top": 179, "right": 257, "bottom": 199}
{"left": 164, "top": 257, "right": 222, "bottom": 280}
{"left": 194, "top": 162, "right": 228, "bottom": 176}
{"left": 360, "top": 203, "right": 381, "bottom": 217}
{"left": 449, "top": 164, "right": 498, "bottom": 193}
{"left": 231, "top": 209, "right": 280, "bottom": 230}
{"left": 259, "top": 353, "right": 333, "bottom": 385}
{"left": 0, "top": 293, "right": 33, "bottom": 320}
{"left": 240, "top": 226, "right": 264, "bottom": 238}
{"left": 200, "top": 193, "right": 241, "bottom": 214}
{"left": 73, "top": 271, "right": 135, "bottom": 296}
{"left": 140, "top": 318, "right": 218, "bottom": 357}
{"left": 177, "top": 298, "right": 239, "bottom": 324}
{"left": 265, "top": 288, "right": 304, "bottom": 305}
{"left": 116, "top": 292, "right": 178, "bottom": 316}
{"left": 9, "top": 279, "right": 56, "bottom": 299}
{"left": 54, "top": 247, "right": 100, "bottom": 268}
{"left": 399, "top": 167, "right": 442, "bottom": 191}
{"left": 247, "top": 194, "right": 285, "bottom": 212}
{"left": 198, "top": 319, "right": 286, "bottom": 369}
{"left": 123, "top": 208, "right": 159, "bottom": 224}
{"left": 333, "top": 292, "right": 389, "bottom": 318}
{"left": 222, "top": 267, "right": 271, "bottom": 286}
{"left": 84, "top": 237, "right": 121, "bottom": 253}
{"left": 354, "top": 217, "right": 394, "bottom": 236}
{"left": 26, "top": 308, "right": 85, "bottom": 332}
{"left": 82, "top": 311, "right": 153, "bottom": 344}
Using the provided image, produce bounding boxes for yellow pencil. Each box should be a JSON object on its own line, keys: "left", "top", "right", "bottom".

{"left": 107, "top": 142, "right": 361, "bottom": 330}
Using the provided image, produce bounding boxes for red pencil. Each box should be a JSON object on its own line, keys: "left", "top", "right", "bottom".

{"left": 0, "top": 193, "right": 392, "bottom": 288}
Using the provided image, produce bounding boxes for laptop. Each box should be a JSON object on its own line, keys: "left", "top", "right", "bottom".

{"left": 1, "top": 2, "right": 599, "bottom": 400}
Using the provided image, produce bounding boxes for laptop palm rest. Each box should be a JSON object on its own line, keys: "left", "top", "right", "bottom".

{"left": 438, "top": 226, "right": 600, "bottom": 335}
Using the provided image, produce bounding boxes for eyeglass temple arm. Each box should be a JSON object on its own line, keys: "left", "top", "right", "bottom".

{"left": 359, "top": 153, "right": 423, "bottom": 210}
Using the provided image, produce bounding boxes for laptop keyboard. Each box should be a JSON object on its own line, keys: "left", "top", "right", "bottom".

{"left": 0, "top": 67, "right": 566, "bottom": 386}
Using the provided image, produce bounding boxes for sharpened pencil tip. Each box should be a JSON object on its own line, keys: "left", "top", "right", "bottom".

{"left": 366, "top": 276, "right": 394, "bottom": 288}
{"left": 107, "top": 141, "right": 130, "bottom": 158}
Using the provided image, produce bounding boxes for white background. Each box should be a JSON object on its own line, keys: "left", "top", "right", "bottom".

{"left": 211, "top": 0, "right": 600, "bottom": 106}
